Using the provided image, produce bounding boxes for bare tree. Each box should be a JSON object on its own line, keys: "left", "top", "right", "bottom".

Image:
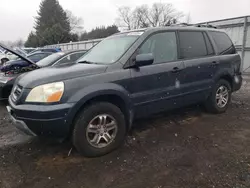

{"left": 116, "top": 6, "right": 134, "bottom": 30}
{"left": 133, "top": 5, "right": 149, "bottom": 29}
{"left": 116, "top": 3, "right": 183, "bottom": 30}
{"left": 66, "top": 10, "right": 84, "bottom": 34}
{"left": 0, "top": 39, "right": 24, "bottom": 48}
{"left": 15, "top": 39, "right": 24, "bottom": 47}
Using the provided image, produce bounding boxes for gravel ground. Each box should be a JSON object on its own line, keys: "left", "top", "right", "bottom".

{"left": 0, "top": 77, "right": 250, "bottom": 188}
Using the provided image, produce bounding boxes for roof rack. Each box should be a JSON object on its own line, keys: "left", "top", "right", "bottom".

{"left": 170, "top": 23, "right": 217, "bottom": 29}
{"left": 194, "top": 24, "right": 217, "bottom": 29}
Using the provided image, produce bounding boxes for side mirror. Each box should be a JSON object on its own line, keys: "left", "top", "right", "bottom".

{"left": 134, "top": 53, "right": 154, "bottom": 67}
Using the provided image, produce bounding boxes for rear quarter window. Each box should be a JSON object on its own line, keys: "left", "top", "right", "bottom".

{"left": 209, "top": 31, "right": 236, "bottom": 55}
{"left": 203, "top": 32, "right": 215, "bottom": 55}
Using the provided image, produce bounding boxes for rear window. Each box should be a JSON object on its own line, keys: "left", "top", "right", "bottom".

{"left": 209, "top": 31, "right": 236, "bottom": 55}
{"left": 179, "top": 31, "right": 207, "bottom": 59}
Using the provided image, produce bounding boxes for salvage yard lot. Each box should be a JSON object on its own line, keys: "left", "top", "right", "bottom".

{"left": 0, "top": 77, "right": 250, "bottom": 188}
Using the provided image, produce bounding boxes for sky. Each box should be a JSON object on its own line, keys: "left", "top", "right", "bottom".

{"left": 0, "top": 0, "right": 250, "bottom": 41}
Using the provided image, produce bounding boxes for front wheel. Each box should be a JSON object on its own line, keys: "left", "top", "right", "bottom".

{"left": 1, "top": 58, "right": 9, "bottom": 66}
{"left": 72, "top": 102, "right": 126, "bottom": 157}
{"left": 205, "top": 79, "right": 232, "bottom": 114}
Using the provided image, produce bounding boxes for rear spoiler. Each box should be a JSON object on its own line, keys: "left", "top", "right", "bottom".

{"left": 0, "top": 43, "right": 40, "bottom": 68}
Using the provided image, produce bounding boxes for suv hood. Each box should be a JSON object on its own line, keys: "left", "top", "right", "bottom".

{"left": 17, "top": 63, "right": 108, "bottom": 88}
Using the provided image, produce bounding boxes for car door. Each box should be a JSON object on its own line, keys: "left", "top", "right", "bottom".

{"left": 178, "top": 31, "right": 219, "bottom": 105}
{"left": 209, "top": 31, "right": 238, "bottom": 72}
{"left": 129, "top": 31, "right": 185, "bottom": 118}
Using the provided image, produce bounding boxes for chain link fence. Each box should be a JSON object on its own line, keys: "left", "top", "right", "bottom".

{"left": 45, "top": 38, "right": 103, "bottom": 51}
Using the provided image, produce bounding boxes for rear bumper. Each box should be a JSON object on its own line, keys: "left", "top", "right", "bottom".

{"left": 232, "top": 74, "right": 242, "bottom": 91}
{"left": 8, "top": 98, "right": 75, "bottom": 138}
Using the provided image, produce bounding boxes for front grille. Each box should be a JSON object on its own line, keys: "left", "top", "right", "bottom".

{"left": 12, "top": 85, "right": 23, "bottom": 102}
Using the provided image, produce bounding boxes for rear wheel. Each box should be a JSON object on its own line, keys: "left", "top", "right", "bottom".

{"left": 72, "top": 102, "right": 126, "bottom": 157}
{"left": 205, "top": 79, "right": 232, "bottom": 114}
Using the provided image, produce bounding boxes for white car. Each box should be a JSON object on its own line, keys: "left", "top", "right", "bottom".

{"left": 0, "top": 48, "right": 25, "bottom": 66}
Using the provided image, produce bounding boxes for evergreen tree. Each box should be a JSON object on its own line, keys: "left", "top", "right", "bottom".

{"left": 25, "top": 32, "right": 39, "bottom": 47}
{"left": 35, "top": 0, "right": 70, "bottom": 34}
{"left": 80, "top": 25, "right": 119, "bottom": 41}
{"left": 25, "top": 0, "right": 72, "bottom": 47}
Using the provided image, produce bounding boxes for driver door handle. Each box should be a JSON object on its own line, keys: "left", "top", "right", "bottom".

{"left": 171, "top": 67, "right": 183, "bottom": 73}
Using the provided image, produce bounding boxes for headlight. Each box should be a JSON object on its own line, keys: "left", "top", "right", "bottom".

{"left": 25, "top": 82, "right": 64, "bottom": 103}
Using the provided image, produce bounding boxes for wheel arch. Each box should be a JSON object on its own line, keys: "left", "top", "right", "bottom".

{"left": 214, "top": 70, "right": 234, "bottom": 90}
{"left": 66, "top": 84, "right": 133, "bottom": 135}
{"left": 1, "top": 57, "right": 9, "bottom": 64}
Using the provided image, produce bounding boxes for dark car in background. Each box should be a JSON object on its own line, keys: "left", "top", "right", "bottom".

{"left": 22, "top": 47, "right": 35, "bottom": 54}
{"left": 6, "top": 26, "right": 242, "bottom": 157}
{"left": 36, "top": 50, "right": 86, "bottom": 67}
{"left": 29, "top": 48, "right": 61, "bottom": 54}
{"left": 0, "top": 48, "right": 86, "bottom": 100}
{"left": 1, "top": 52, "right": 53, "bottom": 72}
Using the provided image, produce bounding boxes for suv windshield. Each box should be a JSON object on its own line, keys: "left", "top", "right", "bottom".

{"left": 77, "top": 32, "right": 143, "bottom": 64}
{"left": 37, "top": 52, "right": 65, "bottom": 67}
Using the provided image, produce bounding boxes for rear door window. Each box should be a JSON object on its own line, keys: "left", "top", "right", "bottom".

{"left": 209, "top": 31, "right": 236, "bottom": 55}
{"left": 179, "top": 31, "right": 207, "bottom": 59}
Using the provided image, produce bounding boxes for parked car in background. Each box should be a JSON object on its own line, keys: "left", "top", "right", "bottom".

{"left": 1, "top": 52, "right": 53, "bottom": 72}
{"left": 0, "top": 47, "right": 30, "bottom": 65}
{"left": 36, "top": 50, "right": 86, "bottom": 67}
{"left": 0, "top": 48, "right": 86, "bottom": 100}
{"left": 29, "top": 47, "right": 61, "bottom": 54}
{"left": 22, "top": 47, "right": 35, "bottom": 54}
{"left": 0, "top": 43, "right": 40, "bottom": 100}
{"left": 7, "top": 26, "right": 242, "bottom": 157}
{"left": 0, "top": 50, "right": 18, "bottom": 65}
{"left": 13, "top": 48, "right": 27, "bottom": 57}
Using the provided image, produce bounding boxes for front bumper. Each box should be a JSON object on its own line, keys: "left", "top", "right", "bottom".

{"left": 8, "top": 98, "right": 75, "bottom": 138}
{"left": 6, "top": 106, "right": 36, "bottom": 136}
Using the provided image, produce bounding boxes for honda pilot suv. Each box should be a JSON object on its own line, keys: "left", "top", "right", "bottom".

{"left": 7, "top": 26, "right": 242, "bottom": 157}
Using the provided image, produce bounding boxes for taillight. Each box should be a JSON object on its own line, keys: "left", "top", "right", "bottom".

{"left": 233, "top": 61, "right": 241, "bottom": 74}
{"left": 5, "top": 71, "right": 12, "bottom": 75}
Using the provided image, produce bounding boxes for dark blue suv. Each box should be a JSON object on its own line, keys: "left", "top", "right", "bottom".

{"left": 7, "top": 26, "right": 242, "bottom": 157}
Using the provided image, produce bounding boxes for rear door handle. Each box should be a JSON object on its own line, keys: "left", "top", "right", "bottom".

{"left": 212, "top": 61, "right": 219, "bottom": 65}
{"left": 171, "top": 67, "right": 183, "bottom": 73}
{"left": 209, "top": 61, "right": 219, "bottom": 67}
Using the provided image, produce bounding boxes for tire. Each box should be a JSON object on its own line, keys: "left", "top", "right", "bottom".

{"left": 205, "top": 79, "right": 232, "bottom": 114}
{"left": 1, "top": 58, "right": 9, "bottom": 65}
{"left": 72, "top": 102, "right": 126, "bottom": 157}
